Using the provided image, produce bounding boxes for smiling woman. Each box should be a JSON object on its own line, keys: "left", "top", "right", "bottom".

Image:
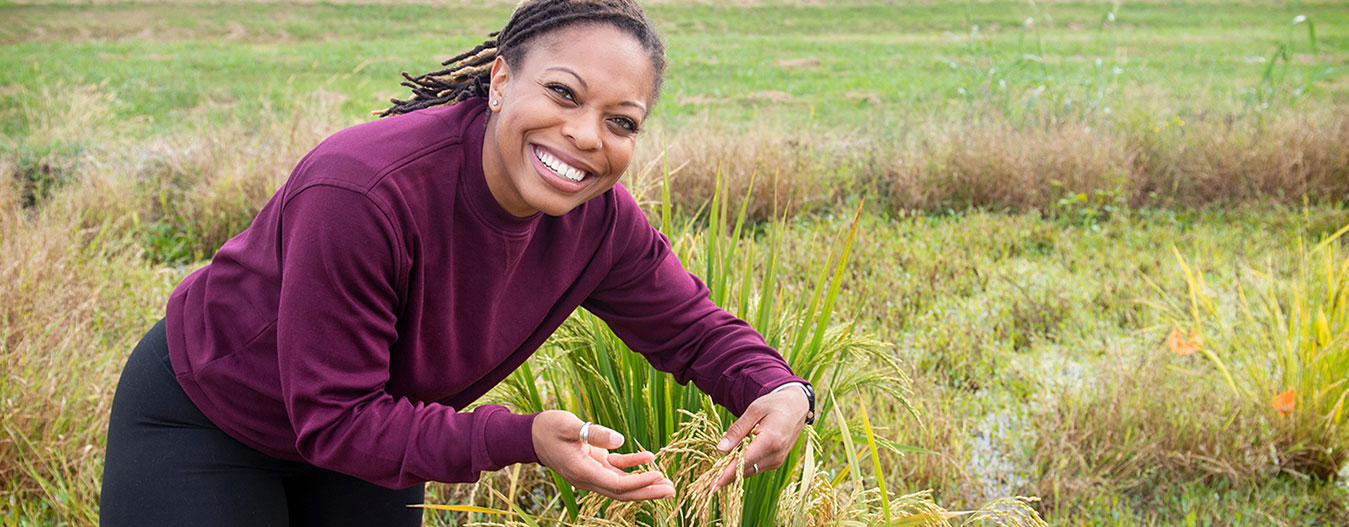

{"left": 97, "top": 1, "right": 813, "bottom": 526}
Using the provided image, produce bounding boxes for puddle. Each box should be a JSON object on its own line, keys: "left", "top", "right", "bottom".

{"left": 965, "top": 410, "right": 1032, "bottom": 504}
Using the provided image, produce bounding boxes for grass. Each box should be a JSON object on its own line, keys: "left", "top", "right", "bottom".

{"left": 2, "top": 0, "right": 1347, "bottom": 134}
{"left": 3, "top": 0, "right": 1349, "bottom": 525}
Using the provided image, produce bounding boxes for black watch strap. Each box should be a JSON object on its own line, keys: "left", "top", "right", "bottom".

{"left": 802, "top": 384, "right": 816, "bottom": 425}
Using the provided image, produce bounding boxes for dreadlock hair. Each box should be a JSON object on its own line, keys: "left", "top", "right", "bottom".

{"left": 379, "top": 0, "right": 666, "bottom": 117}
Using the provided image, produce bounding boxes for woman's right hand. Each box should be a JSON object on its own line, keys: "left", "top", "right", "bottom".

{"left": 531, "top": 410, "right": 675, "bottom": 501}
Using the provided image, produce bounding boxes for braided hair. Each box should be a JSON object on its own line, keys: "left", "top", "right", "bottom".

{"left": 379, "top": 0, "right": 666, "bottom": 117}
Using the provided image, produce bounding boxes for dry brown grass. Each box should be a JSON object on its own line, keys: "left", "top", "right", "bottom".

{"left": 632, "top": 106, "right": 1349, "bottom": 222}
{"left": 888, "top": 120, "right": 1133, "bottom": 211}
{"left": 887, "top": 107, "right": 1349, "bottom": 213}
{"left": 1131, "top": 109, "right": 1349, "bottom": 206}
{"left": 630, "top": 122, "right": 880, "bottom": 222}
{"left": 0, "top": 85, "right": 350, "bottom": 522}
{"left": 0, "top": 183, "right": 178, "bottom": 524}
{"left": 8, "top": 84, "right": 354, "bottom": 265}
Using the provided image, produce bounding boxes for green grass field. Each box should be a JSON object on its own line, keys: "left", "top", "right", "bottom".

{"left": 3, "top": 0, "right": 1346, "bottom": 134}
{"left": 3, "top": 0, "right": 1348, "bottom": 525}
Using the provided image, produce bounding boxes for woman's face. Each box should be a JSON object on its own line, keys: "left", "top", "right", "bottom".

{"left": 482, "top": 23, "right": 656, "bottom": 217}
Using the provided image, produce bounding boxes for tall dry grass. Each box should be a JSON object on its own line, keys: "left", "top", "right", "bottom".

{"left": 2, "top": 198, "right": 129, "bottom": 524}
{"left": 1, "top": 85, "right": 147, "bottom": 524}
{"left": 631, "top": 122, "right": 881, "bottom": 222}
{"left": 630, "top": 106, "right": 1349, "bottom": 222}
{"left": 0, "top": 85, "right": 350, "bottom": 524}
{"left": 1130, "top": 110, "right": 1349, "bottom": 207}
{"left": 898, "top": 107, "right": 1349, "bottom": 212}
{"left": 888, "top": 120, "right": 1133, "bottom": 212}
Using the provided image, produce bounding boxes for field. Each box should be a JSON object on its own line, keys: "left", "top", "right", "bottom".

{"left": 3, "top": 0, "right": 1348, "bottom": 525}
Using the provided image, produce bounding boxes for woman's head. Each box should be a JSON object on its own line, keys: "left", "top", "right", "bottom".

{"left": 381, "top": 0, "right": 666, "bottom": 117}
{"left": 483, "top": 21, "right": 655, "bottom": 217}
{"left": 385, "top": 0, "right": 667, "bottom": 218}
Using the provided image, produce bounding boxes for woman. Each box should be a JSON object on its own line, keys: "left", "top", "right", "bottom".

{"left": 100, "top": 1, "right": 814, "bottom": 525}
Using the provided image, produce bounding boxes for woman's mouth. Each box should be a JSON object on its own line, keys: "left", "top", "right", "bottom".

{"left": 533, "top": 145, "right": 589, "bottom": 183}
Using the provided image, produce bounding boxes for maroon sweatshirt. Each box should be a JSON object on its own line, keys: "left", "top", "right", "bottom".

{"left": 164, "top": 97, "right": 805, "bottom": 489}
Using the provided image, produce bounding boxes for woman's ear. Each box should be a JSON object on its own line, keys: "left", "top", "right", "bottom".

{"left": 488, "top": 56, "right": 511, "bottom": 112}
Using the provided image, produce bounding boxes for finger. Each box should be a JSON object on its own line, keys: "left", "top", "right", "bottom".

{"left": 582, "top": 423, "right": 625, "bottom": 450}
{"left": 585, "top": 443, "right": 611, "bottom": 464}
{"left": 605, "top": 480, "right": 677, "bottom": 502}
{"left": 718, "top": 407, "right": 766, "bottom": 452}
{"left": 714, "top": 456, "right": 741, "bottom": 489}
{"left": 586, "top": 468, "right": 669, "bottom": 495}
{"left": 606, "top": 451, "right": 656, "bottom": 469}
{"left": 738, "top": 442, "right": 781, "bottom": 480}
{"left": 743, "top": 421, "right": 798, "bottom": 473}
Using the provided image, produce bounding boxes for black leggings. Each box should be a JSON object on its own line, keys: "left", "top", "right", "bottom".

{"left": 99, "top": 320, "right": 424, "bottom": 527}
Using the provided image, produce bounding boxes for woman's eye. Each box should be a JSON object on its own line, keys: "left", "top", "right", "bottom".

{"left": 610, "top": 117, "right": 640, "bottom": 134}
{"left": 547, "top": 84, "right": 575, "bottom": 102}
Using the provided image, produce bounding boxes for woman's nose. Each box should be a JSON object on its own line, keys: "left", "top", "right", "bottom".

{"left": 563, "top": 115, "right": 603, "bottom": 151}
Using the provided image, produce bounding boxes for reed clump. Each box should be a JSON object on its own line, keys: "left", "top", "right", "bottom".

{"left": 571, "top": 411, "right": 1047, "bottom": 527}
{"left": 1152, "top": 224, "right": 1349, "bottom": 480}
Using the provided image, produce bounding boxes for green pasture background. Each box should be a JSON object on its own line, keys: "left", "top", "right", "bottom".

{"left": 3, "top": 0, "right": 1346, "bottom": 136}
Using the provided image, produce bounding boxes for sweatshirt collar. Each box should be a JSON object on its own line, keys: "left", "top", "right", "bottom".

{"left": 460, "top": 98, "right": 541, "bottom": 236}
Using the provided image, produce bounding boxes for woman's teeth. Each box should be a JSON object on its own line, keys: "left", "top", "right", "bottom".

{"left": 535, "top": 147, "right": 587, "bottom": 182}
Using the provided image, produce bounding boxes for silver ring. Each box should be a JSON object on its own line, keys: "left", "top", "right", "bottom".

{"left": 752, "top": 463, "right": 759, "bottom": 475}
{"left": 579, "top": 422, "right": 592, "bottom": 444}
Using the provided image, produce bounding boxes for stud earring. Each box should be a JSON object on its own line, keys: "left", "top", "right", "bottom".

{"left": 490, "top": 99, "right": 499, "bottom": 107}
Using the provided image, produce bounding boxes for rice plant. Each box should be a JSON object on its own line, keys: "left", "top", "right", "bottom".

{"left": 421, "top": 408, "right": 1046, "bottom": 527}
{"left": 479, "top": 162, "right": 910, "bottom": 524}
{"left": 446, "top": 162, "right": 1051, "bottom": 526}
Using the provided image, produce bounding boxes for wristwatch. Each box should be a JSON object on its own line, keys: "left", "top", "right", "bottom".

{"left": 802, "top": 384, "right": 816, "bottom": 425}
{"left": 772, "top": 382, "right": 816, "bottom": 425}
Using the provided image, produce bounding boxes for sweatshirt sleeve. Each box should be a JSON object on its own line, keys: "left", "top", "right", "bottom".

{"left": 276, "top": 184, "right": 537, "bottom": 489}
{"left": 580, "top": 190, "right": 808, "bottom": 416}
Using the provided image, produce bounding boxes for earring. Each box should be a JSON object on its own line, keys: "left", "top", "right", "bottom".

{"left": 490, "top": 99, "right": 499, "bottom": 107}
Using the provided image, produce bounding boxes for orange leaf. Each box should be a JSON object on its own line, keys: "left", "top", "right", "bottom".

{"left": 1272, "top": 389, "right": 1296, "bottom": 416}
{"left": 1167, "top": 328, "right": 1201, "bottom": 356}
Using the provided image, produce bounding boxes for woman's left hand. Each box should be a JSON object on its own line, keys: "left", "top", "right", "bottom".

{"left": 713, "top": 386, "right": 810, "bottom": 489}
